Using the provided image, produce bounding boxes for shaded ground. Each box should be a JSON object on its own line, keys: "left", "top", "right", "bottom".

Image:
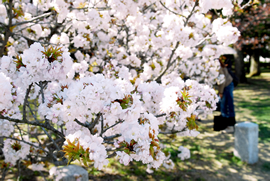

{"left": 1, "top": 73, "right": 270, "bottom": 181}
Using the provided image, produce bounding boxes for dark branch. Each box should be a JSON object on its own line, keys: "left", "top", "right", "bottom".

{"left": 0, "top": 115, "right": 65, "bottom": 139}
{"left": 154, "top": 41, "right": 180, "bottom": 82}
{"left": 23, "top": 84, "right": 33, "bottom": 121}
{"left": 155, "top": 113, "right": 166, "bottom": 118}
{"left": 0, "top": 136, "right": 49, "bottom": 154}
{"left": 159, "top": 1, "right": 187, "bottom": 18}
{"left": 101, "top": 120, "right": 124, "bottom": 137}
{"left": 103, "top": 134, "right": 121, "bottom": 140}
{"left": 184, "top": 0, "right": 199, "bottom": 27}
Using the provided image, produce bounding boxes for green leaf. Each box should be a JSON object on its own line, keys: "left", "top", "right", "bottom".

{"left": 149, "top": 145, "right": 154, "bottom": 158}
{"left": 186, "top": 115, "right": 198, "bottom": 130}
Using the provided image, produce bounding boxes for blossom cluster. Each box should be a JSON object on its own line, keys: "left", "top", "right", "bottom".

{"left": 114, "top": 113, "right": 164, "bottom": 168}
{"left": 3, "top": 139, "right": 30, "bottom": 165}
{"left": 1, "top": 43, "right": 73, "bottom": 89}
{"left": 63, "top": 130, "right": 109, "bottom": 170}
{"left": 0, "top": 0, "right": 242, "bottom": 173}
{"left": 0, "top": 119, "right": 14, "bottom": 137}
{"left": 0, "top": 72, "right": 24, "bottom": 119}
{"left": 178, "top": 146, "right": 191, "bottom": 161}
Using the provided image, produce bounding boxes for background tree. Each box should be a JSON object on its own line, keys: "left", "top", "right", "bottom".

{"left": 231, "top": 0, "right": 270, "bottom": 80}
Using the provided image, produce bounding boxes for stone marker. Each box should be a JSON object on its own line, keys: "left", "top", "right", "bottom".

{"left": 50, "top": 165, "right": 88, "bottom": 181}
{"left": 234, "top": 122, "right": 258, "bottom": 164}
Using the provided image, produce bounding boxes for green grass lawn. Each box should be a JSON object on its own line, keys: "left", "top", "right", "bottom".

{"left": 235, "top": 73, "right": 270, "bottom": 143}
{"left": 237, "top": 99, "right": 270, "bottom": 143}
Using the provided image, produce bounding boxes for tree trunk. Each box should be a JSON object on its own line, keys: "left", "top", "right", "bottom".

{"left": 249, "top": 49, "right": 261, "bottom": 77}
{"left": 234, "top": 47, "right": 247, "bottom": 83}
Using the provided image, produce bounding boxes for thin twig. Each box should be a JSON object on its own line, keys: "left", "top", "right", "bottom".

{"left": 154, "top": 41, "right": 180, "bottom": 82}
{"left": 195, "top": 33, "right": 214, "bottom": 47}
{"left": 107, "top": 152, "right": 117, "bottom": 158}
{"left": 159, "top": 1, "right": 187, "bottom": 18}
{"left": 33, "top": 134, "right": 43, "bottom": 147}
{"left": 101, "top": 120, "right": 124, "bottom": 136}
{"left": 17, "top": 160, "right": 21, "bottom": 181}
{"left": 241, "top": 0, "right": 253, "bottom": 9}
{"left": 45, "top": 138, "right": 63, "bottom": 147}
{"left": 159, "top": 127, "right": 188, "bottom": 134}
{"left": 39, "top": 81, "right": 46, "bottom": 104}
{"left": 159, "top": 131, "right": 179, "bottom": 134}
{"left": 155, "top": 113, "right": 166, "bottom": 118}
{"left": 27, "top": 102, "right": 39, "bottom": 121}
{"left": 53, "top": 159, "right": 68, "bottom": 166}
{"left": 14, "top": 124, "right": 24, "bottom": 140}
{"left": 101, "top": 115, "right": 104, "bottom": 135}
{"left": 0, "top": 0, "right": 12, "bottom": 57}
{"left": 0, "top": 136, "right": 49, "bottom": 154}
{"left": 0, "top": 166, "right": 9, "bottom": 181}
{"left": 38, "top": 171, "right": 48, "bottom": 181}
{"left": 39, "top": 81, "right": 51, "bottom": 126}
{"left": 41, "top": 127, "right": 61, "bottom": 151}
{"left": 0, "top": 115, "right": 65, "bottom": 139}
{"left": 152, "top": 0, "right": 199, "bottom": 82}
{"left": 69, "top": 6, "right": 112, "bottom": 11}
{"left": 12, "top": 12, "right": 53, "bottom": 26}
{"left": 142, "top": 3, "right": 154, "bottom": 13}
{"left": 74, "top": 114, "right": 102, "bottom": 134}
{"left": 184, "top": 0, "right": 199, "bottom": 26}
{"left": 89, "top": 113, "right": 102, "bottom": 133}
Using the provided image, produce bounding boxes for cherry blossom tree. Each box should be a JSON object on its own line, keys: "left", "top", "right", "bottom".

{"left": 0, "top": 0, "right": 243, "bottom": 179}
{"left": 231, "top": 0, "right": 270, "bottom": 79}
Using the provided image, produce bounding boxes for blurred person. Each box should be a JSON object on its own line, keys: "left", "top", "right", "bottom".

{"left": 218, "top": 55, "right": 236, "bottom": 133}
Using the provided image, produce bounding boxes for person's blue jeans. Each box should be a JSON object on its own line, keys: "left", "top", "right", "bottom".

{"left": 220, "top": 82, "right": 235, "bottom": 118}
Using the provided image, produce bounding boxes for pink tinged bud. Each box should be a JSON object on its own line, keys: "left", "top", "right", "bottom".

{"left": 52, "top": 118, "right": 58, "bottom": 123}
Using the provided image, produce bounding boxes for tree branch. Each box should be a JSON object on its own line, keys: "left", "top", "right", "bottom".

{"left": 159, "top": 1, "right": 187, "bottom": 18}
{"left": 12, "top": 12, "right": 53, "bottom": 26}
{"left": 14, "top": 124, "right": 24, "bottom": 140}
{"left": 27, "top": 102, "right": 39, "bottom": 121}
{"left": 89, "top": 113, "right": 102, "bottom": 133}
{"left": 38, "top": 81, "right": 46, "bottom": 104}
{"left": 103, "top": 134, "right": 121, "bottom": 140}
{"left": 0, "top": 136, "right": 49, "bottom": 154}
{"left": 240, "top": 0, "right": 253, "bottom": 9}
{"left": 74, "top": 119, "right": 88, "bottom": 127}
{"left": 159, "top": 127, "right": 188, "bottom": 134}
{"left": 154, "top": 41, "right": 180, "bottom": 82}
{"left": 0, "top": 115, "right": 65, "bottom": 139}
{"left": 152, "top": 0, "right": 200, "bottom": 82}
{"left": 155, "top": 113, "right": 166, "bottom": 118}
{"left": 101, "top": 115, "right": 104, "bottom": 135}
{"left": 23, "top": 84, "right": 32, "bottom": 121}
{"left": 107, "top": 151, "right": 117, "bottom": 158}
{"left": 195, "top": 33, "right": 214, "bottom": 47}
{"left": 184, "top": 0, "right": 199, "bottom": 27}
{"left": 100, "top": 120, "right": 124, "bottom": 137}
{"left": 0, "top": 0, "right": 13, "bottom": 57}
{"left": 74, "top": 113, "right": 102, "bottom": 134}
{"left": 0, "top": 166, "right": 9, "bottom": 181}
{"left": 41, "top": 127, "right": 61, "bottom": 151}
